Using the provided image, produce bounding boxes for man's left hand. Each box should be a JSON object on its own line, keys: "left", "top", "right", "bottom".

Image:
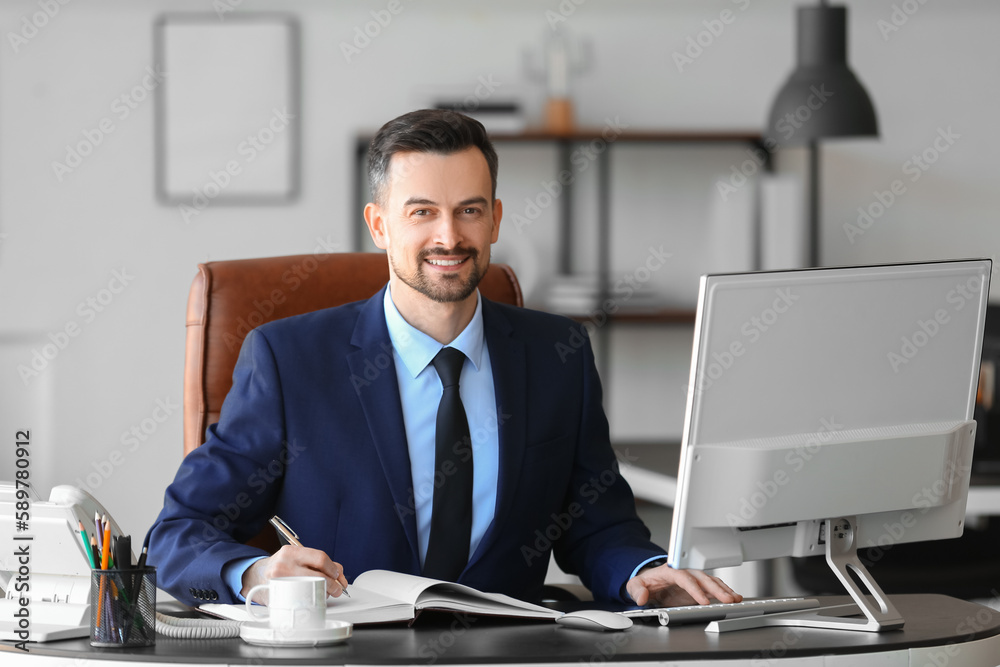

{"left": 625, "top": 563, "right": 741, "bottom": 607}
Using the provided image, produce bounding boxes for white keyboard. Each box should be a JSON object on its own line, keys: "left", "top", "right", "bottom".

{"left": 622, "top": 597, "right": 821, "bottom": 626}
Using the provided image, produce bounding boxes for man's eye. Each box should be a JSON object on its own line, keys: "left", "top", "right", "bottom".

{"left": 412, "top": 209, "right": 430, "bottom": 216}
{"left": 462, "top": 208, "right": 480, "bottom": 215}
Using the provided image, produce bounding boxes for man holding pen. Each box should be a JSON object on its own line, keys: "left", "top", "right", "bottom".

{"left": 148, "top": 109, "right": 740, "bottom": 609}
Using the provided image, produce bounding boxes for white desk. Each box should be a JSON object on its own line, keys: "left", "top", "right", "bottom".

{"left": 3, "top": 595, "right": 1000, "bottom": 667}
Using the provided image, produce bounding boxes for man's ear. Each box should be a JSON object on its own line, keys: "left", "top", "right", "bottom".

{"left": 490, "top": 198, "right": 502, "bottom": 244}
{"left": 364, "top": 202, "right": 389, "bottom": 250}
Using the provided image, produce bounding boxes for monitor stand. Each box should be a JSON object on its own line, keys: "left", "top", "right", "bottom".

{"left": 709, "top": 516, "right": 905, "bottom": 633}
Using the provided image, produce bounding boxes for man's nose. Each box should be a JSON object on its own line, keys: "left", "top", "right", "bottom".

{"left": 433, "top": 214, "right": 461, "bottom": 248}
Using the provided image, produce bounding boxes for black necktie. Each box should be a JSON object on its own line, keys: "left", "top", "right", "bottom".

{"left": 423, "top": 347, "right": 474, "bottom": 581}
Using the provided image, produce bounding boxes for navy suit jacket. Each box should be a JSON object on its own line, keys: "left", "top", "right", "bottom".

{"left": 148, "top": 288, "right": 664, "bottom": 605}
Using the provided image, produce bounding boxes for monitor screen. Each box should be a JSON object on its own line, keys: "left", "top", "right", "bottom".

{"left": 668, "top": 260, "right": 990, "bottom": 576}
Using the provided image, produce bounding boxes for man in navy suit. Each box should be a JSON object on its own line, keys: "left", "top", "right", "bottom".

{"left": 148, "top": 109, "right": 740, "bottom": 608}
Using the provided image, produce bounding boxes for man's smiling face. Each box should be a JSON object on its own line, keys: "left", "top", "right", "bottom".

{"left": 369, "top": 146, "right": 502, "bottom": 305}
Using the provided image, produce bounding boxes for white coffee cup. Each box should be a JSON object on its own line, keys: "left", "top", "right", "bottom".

{"left": 245, "top": 576, "right": 327, "bottom": 630}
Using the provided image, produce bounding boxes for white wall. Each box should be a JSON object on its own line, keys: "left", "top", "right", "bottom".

{"left": 1, "top": 0, "right": 998, "bottom": 543}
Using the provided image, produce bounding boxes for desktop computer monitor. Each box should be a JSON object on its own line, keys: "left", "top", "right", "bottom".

{"left": 667, "top": 259, "right": 991, "bottom": 631}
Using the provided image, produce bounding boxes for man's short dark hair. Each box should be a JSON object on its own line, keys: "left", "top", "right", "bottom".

{"left": 367, "top": 109, "right": 499, "bottom": 206}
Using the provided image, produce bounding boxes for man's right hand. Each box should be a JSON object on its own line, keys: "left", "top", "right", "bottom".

{"left": 241, "top": 545, "right": 350, "bottom": 603}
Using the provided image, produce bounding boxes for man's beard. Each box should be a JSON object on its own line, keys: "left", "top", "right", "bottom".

{"left": 390, "top": 247, "right": 486, "bottom": 303}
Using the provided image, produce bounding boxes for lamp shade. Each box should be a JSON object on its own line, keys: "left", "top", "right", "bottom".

{"left": 767, "top": 5, "right": 878, "bottom": 144}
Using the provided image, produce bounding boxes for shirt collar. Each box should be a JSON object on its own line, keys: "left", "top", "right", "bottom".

{"left": 383, "top": 286, "right": 485, "bottom": 379}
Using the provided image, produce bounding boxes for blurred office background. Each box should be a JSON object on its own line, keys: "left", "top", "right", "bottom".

{"left": 0, "top": 0, "right": 998, "bottom": 562}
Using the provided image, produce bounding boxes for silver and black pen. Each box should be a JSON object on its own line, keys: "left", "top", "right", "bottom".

{"left": 269, "top": 515, "right": 350, "bottom": 597}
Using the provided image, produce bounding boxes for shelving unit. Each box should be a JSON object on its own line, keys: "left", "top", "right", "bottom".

{"left": 353, "top": 130, "right": 772, "bottom": 383}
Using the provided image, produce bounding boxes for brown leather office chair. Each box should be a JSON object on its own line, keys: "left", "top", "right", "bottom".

{"left": 183, "top": 252, "right": 522, "bottom": 457}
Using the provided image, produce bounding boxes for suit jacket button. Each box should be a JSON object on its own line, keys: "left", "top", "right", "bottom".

{"left": 210, "top": 591, "right": 219, "bottom": 600}
{"left": 189, "top": 587, "right": 196, "bottom": 597}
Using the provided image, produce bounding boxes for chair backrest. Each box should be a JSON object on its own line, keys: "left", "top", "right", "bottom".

{"left": 183, "top": 252, "right": 522, "bottom": 456}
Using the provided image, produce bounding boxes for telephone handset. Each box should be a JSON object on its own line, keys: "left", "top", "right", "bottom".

{"left": 49, "top": 484, "right": 128, "bottom": 548}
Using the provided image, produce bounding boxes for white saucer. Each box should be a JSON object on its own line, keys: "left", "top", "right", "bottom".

{"left": 240, "top": 619, "right": 353, "bottom": 647}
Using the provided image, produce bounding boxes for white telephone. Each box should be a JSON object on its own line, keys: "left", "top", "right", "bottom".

{"left": 0, "top": 483, "right": 248, "bottom": 642}
{"left": 0, "top": 483, "right": 129, "bottom": 642}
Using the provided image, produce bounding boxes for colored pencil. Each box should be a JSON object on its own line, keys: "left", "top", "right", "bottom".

{"left": 96, "top": 523, "right": 111, "bottom": 628}
{"left": 78, "top": 521, "right": 96, "bottom": 569}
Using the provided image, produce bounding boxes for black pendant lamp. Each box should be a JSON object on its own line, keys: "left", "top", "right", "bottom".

{"left": 766, "top": 2, "right": 879, "bottom": 265}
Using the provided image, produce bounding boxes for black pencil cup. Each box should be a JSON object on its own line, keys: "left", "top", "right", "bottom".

{"left": 90, "top": 567, "right": 156, "bottom": 647}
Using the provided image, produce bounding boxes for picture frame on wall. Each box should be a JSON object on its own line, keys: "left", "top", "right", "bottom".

{"left": 154, "top": 13, "right": 300, "bottom": 207}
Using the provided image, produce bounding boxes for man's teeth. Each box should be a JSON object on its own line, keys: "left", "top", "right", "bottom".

{"left": 427, "top": 258, "right": 464, "bottom": 266}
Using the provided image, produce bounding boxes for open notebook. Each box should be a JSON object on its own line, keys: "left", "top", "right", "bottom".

{"left": 199, "top": 570, "right": 561, "bottom": 625}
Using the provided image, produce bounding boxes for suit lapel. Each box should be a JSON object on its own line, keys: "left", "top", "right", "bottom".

{"left": 468, "top": 299, "right": 527, "bottom": 566}
{"left": 347, "top": 288, "right": 420, "bottom": 563}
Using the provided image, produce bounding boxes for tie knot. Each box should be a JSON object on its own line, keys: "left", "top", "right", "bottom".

{"left": 432, "top": 347, "right": 465, "bottom": 388}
